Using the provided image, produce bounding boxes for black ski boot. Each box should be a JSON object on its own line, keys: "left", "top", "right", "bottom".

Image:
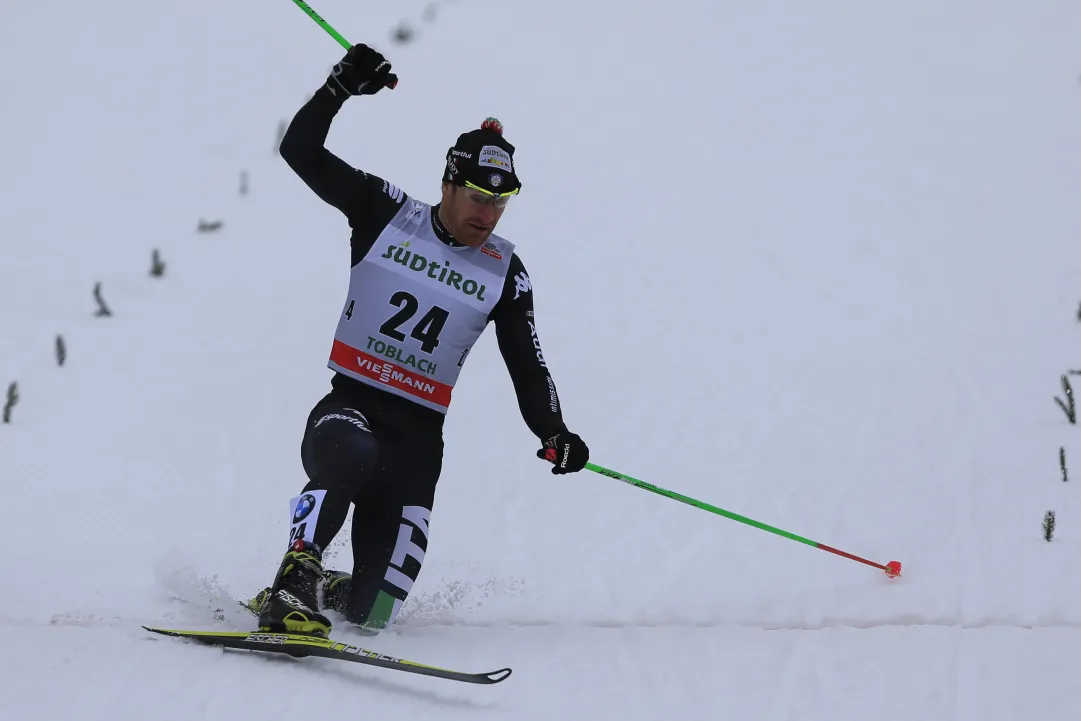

{"left": 321, "top": 569, "right": 396, "bottom": 636}
{"left": 322, "top": 569, "right": 352, "bottom": 615}
{"left": 257, "top": 539, "right": 332, "bottom": 638}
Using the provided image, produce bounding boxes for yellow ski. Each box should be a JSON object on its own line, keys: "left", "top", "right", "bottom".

{"left": 143, "top": 626, "right": 512, "bottom": 685}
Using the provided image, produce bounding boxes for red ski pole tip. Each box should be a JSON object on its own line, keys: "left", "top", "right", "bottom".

{"left": 884, "top": 561, "right": 902, "bottom": 578}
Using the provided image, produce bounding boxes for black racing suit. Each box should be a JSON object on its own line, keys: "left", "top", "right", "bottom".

{"left": 278, "top": 83, "right": 568, "bottom": 629}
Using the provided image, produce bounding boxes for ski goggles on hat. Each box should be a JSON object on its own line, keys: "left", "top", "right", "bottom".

{"left": 463, "top": 180, "right": 520, "bottom": 208}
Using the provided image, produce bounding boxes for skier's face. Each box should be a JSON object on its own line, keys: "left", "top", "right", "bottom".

{"left": 440, "top": 183, "right": 508, "bottom": 247}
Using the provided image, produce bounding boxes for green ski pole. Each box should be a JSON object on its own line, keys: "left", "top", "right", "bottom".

{"left": 290, "top": 0, "right": 398, "bottom": 89}
{"left": 585, "top": 462, "right": 902, "bottom": 578}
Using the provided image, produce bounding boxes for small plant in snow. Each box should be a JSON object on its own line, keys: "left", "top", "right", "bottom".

{"left": 197, "top": 219, "right": 223, "bottom": 233}
{"left": 3, "top": 382, "right": 17, "bottom": 423}
{"left": 150, "top": 249, "right": 166, "bottom": 278}
{"left": 240, "top": 170, "right": 249, "bottom": 197}
{"left": 1062, "top": 447, "right": 1069, "bottom": 483}
{"left": 1043, "top": 510, "right": 1056, "bottom": 542}
{"left": 1056, "top": 375, "right": 1076, "bottom": 424}
{"left": 392, "top": 22, "right": 415, "bottom": 44}
{"left": 56, "top": 334, "right": 66, "bottom": 366}
{"left": 93, "top": 282, "right": 112, "bottom": 317}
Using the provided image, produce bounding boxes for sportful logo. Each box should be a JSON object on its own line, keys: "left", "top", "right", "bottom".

{"left": 314, "top": 412, "right": 370, "bottom": 432}
{"left": 514, "top": 272, "right": 531, "bottom": 299}
{"left": 380, "top": 244, "right": 488, "bottom": 300}
{"left": 478, "top": 145, "right": 513, "bottom": 174}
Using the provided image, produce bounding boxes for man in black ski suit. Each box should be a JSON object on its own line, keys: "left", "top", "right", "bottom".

{"left": 251, "top": 43, "right": 590, "bottom": 637}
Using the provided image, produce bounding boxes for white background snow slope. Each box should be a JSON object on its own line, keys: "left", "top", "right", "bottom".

{"left": 2, "top": 0, "right": 1080, "bottom": 718}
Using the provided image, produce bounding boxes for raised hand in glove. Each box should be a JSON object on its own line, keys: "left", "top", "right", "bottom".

{"left": 327, "top": 44, "right": 398, "bottom": 97}
{"left": 537, "top": 431, "right": 589, "bottom": 475}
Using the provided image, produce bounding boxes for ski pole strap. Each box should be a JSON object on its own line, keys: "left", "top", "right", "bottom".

{"left": 289, "top": 0, "right": 398, "bottom": 89}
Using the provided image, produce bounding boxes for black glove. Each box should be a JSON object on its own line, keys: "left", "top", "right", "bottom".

{"left": 326, "top": 44, "right": 398, "bottom": 97}
{"left": 536, "top": 431, "right": 589, "bottom": 475}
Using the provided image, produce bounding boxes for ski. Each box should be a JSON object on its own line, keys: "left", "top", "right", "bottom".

{"left": 143, "top": 626, "right": 512, "bottom": 685}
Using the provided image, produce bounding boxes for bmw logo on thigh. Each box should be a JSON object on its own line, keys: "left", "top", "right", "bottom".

{"left": 293, "top": 493, "right": 318, "bottom": 524}
{"left": 287, "top": 489, "right": 327, "bottom": 548}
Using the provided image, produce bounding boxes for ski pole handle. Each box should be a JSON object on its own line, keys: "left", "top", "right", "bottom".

{"left": 290, "top": 0, "right": 399, "bottom": 89}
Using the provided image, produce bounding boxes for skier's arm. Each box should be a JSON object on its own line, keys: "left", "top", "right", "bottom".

{"left": 278, "top": 85, "right": 373, "bottom": 218}
{"left": 491, "top": 254, "right": 569, "bottom": 442}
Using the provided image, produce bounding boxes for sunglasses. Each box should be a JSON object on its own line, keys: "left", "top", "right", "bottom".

{"left": 463, "top": 180, "right": 519, "bottom": 208}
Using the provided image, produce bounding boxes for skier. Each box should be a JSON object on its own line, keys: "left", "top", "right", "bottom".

{"left": 251, "top": 43, "right": 591, "bottom": 638}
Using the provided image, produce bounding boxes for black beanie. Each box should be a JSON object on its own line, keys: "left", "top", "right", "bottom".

{"left": 442, "top": 117, "right": 522, "bottom": 195}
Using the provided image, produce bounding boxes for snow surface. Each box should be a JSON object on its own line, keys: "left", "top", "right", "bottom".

{"left": 3, "top": 0, "right": 1080, "bottom": 718}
